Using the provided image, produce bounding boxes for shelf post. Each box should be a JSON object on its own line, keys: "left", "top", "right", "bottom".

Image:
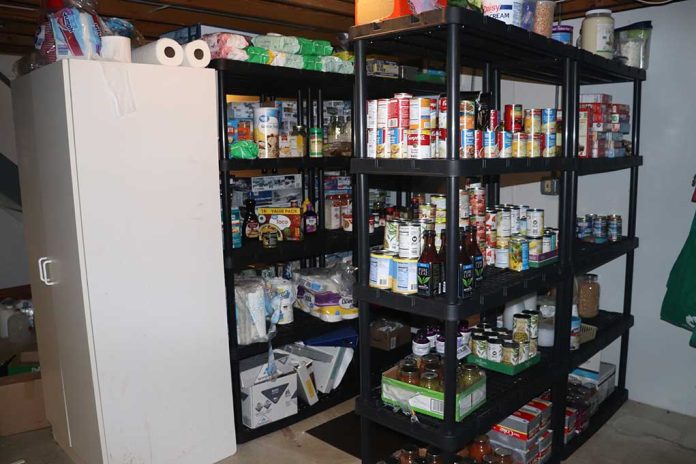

{"left": 443, "top": 22, "right": 461, "bottom": 449}
{"left": 619, "top": 79, "right": 642, "bottom": 390}
{"left": 354, "top": 38, "right": 373, "bottom": 464}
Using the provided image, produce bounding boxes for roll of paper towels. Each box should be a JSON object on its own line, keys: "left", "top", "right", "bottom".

{"left": 182, "top": 40, "right": 211, "bottom": 68}
{"left": 132, "top": 38, "right": 183, "bottom": 66}
{"left": 101, "top": 36, "right": 131, "bottom": 63}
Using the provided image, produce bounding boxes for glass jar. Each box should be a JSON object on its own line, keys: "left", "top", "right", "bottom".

{"left": 533, "top": 1, "right": 555, "bottom": 38}
{"left": 309, "top": 127, "right": 323, "bottom": 158}
{"left": 469, "top": 435, "right": 493, "bottom": 464}
{"left": 420, "top": 371, "right": 441, "bottom": 392}
{"left": 577, "top": 274, "right": 600, "bottom": 319}
{"left": 458, "top": 364, "right": 482, "bottom": 391}
{"left": 493, "top": 447, "right": 514, "bottom": 464}
{"left": 399, "top": 364, "right": 420, "bottom": 386}
{"left": 400, "top": 444, "right": 419, "bottom": 464}
{"left": 581, "top": 9, "right": 615, "bottom": 59}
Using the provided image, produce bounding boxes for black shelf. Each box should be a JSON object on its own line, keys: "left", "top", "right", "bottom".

{"left": 227, "top": 229, "right": 384, "bottom": 271}
{"left": 576, "top": 156, "right": 643, "bottom": 176}
{"left": 351, "top": 157, "right": 571, "bottom": 177}
{"left": 570, "top": 310, "right": 634, "bottom": 371}
{"left": 237, "top": 372, "right": 359, "bottom": 444}
{"left": 221, "top": 156, "right": 352, "bottom": 172}
{"left": 356, "top": 264, "right": 562, "bottom": 321}
{"left": 356, "top": 354, "right": 556, "bottom": 452}
{"left": 349, "top": 7, "right": 645, "bottom": 86}
{"left": 230, "top": 309, "right": 358, "bottom": 361}
{"left": 574, "top": 237, "right": 639, "bottom": 274}
{"left": 561, "top": 388, "right": 629, "bottom": 460}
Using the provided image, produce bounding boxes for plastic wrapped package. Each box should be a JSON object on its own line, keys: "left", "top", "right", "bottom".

{"left": 282, "top": 53, "right": 305, "bottom": 70}
{"left": 294, "top": 263, "right": 357, "bottom": 322}
{"left": 265, "top": 278, "right": 297, "bottom": 325}
{"left": 102, "top": 17, "right": 144, "bottom": 46}
{"left": 615, "top": 21, "right": 652, "bottom": 69}
{"left": 202, "top": 32, "right": 249, "bottom": 60}
{"left": 234, "top": 277, "right": 270, "bottom": 345}
{"left": 245, "top": 46, "right": 273, "bottom": 64}
{"left": 251, "top": 34, "right": 334, "bottom": 56}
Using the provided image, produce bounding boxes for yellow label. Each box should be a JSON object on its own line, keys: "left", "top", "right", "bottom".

{"left": 257, "top": 207, "right": 301, "bottom": 215}
{"left": 305, "top": 379, "right": 316, "bottom": 398}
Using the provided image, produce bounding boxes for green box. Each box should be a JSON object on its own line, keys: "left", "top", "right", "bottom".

{"left": 381, "top": 366, "right": 486, "bottom": 421}
{"left": 466, "top": 353, "right": 540, "bottom": 376}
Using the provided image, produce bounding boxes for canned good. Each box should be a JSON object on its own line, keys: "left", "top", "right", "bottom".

{"left": 392, "top": 257, "right": 418, "bottom": 294}
{"left": 541, "top": 108, "right": 557, "bottom": 133}
{"left": 522, "top": 309, "right": 540, "bottom": 339}
{"left": 542, "top": 232, "right": 553, "bottom": 253}
{"left": 388, "top": 127, "right": 408, "bottom": 158}
{"left": 527, "top": 133, "right": 542, "bottom": 158}
{"left": 459, "top": 189, "right": 471, "bottom": 220}
{"left": 485, "top": 208, "right": 497, "bottom": 230}
{"left": 528, "top": 236, "right": 542, "bottom": 256}
{"left": 384, "top": 220, "right": 400, "bottom": 252}
{"left": 394, "top": 93, "right": 411, "bottom": 129}
{"left": 483, "top": 130, "right": 498, "bottom": 158}
{"left": 505, "top": 104, "right": 523, "bottom": 132}
{"left": 509, "top": 235, "right": 529, "bottom": 272}
{"left": 368, "top": 215, "right": 375, "bottom": 233}
{"left": 524, "top": 108, "right": 542, "bottom": 134}
{"left": 408, "top": 129, "right": 432, "bottom": 159}
{"left": 495, "top": 246, "right": 509, "bottom": 268}
{"left": 473, "top": 215, "right": 486, "bottom": 244}
{"left": 496, "top": 208, "right": 512, "bottom": 238}
{"left": 489, "top": 109, "right": 499, "bottom": 131}
{"left": 512, "top": 132, "right": 528, "bottom": 158}
{"left": 366, "top": 99, "right": 377, "bottom": 129}
{"left": 513, "top": 314, "right": 532, "bottom": 342}
{"left": 261, "top": 230, "right": 278, "bottom": 248}
{"left": 577, "top": 216, "right": 591, "bottom": 240}
{"left": 484, "top": 245, "right": 496, "bottom": 266}
{"left": 487, "top": 337, "right": 503, "bottom": 362}
{"left": 429, "top": 99, "right": 438, "bottom": 133}
{"left": 502, "top": 340, "right": 519, "bottom": 366}
{"left": 529, "top": 337, "right": 538, "bottom": 357}
{"left": 342, "top": 213, "right": 353, "bottom": 231}
{"left": 593, "top": 215, "right": 607, "bottom": 242}
{"left": 542, "top": 133, "right": 557, "bottom": 157}
{"left": 528, "top": 209, "right": 545, "bottom": 238}
{"left": 510, "top": 206, "right": 521, "bottom": 235}
{"left": 431, "top": 194, "right": 446, "bottom": 211}
{"left": 498, "top": 131, "right": 513, "bottom": 158}
{"left": 376, "top": 127, "right": 389, "bottom": 158}
{"left": 469, "top": 186, "right": 486, "bottom": 216}
{"left": 608, "top": 214, "right": 622, "bottom": 242}
{"left": 474, "top": 129, "right": 484, "bottom": 158}
{"left": 409, "top": 97, "right": 431, "bottom": 130}
{"left": 460, "top": 129, "right": 476, "bottom": 159}
{"left": 369, "top": 252, "right": 393, "bottom": 289}
{"left": 545, "top": 228, "right": 557, "bottom": 250}
{"left": 398, "top": 222, "right": 421, "bottom": 258}
{"left": 518, "top": 204, "right": 529, "bottom": 219}
{"left": 377, "top": 98, "right": 389, "bottom": 128}
{"left": 472, "top": 334, "right": 488, "bottom": 358}
{"left": 519, "top": 340, "right": 530, "bottom": 362}
{"left": 461, "top": 100, "right": 476, "bottom": 130}
{"left": 486, "top": 227, "right": 497, "bottom": 248}
{"left": 419, "top": 203, "right": 436, "bottom": 220}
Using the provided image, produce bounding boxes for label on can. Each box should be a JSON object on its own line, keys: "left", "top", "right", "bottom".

{"left": 498, "top": 131, "right": 512, "bottom": 158}
{"left": 489, "top": 109, "right": 499, "bottom": 131}
{"left": 527, "top": 133, "right": 542, "bottom": 158}
{"left": 510, "top": 238, "right": 529, "bottom": 272}
{"left": 608, "top": 215, "right": 622, "bottom": 242}
{"left": 419, "top": 203, "right": 436, "bottom": 220}
{"left": 509, "top": 207, "right": 520, "bottom": 235}
{"left": 407, "top": 130, "right": 432, "bottom": 159}
{"left": 437, "top": 128, "right": 448, "bottom": 159}
{"left": 525, "top": 108, "right": 542, "bottom": 134}
{"left": 384, "top": 220, "right": 400, "bottom": 252}
{"left": 495, "top": 247, "right": 509, "bottom": 268}
{"left": 460, "top": 129, "right": 476, "bottom": 159}
{"left": 528, "top": 237, "right": 542, "bottom": 256}
{"left": 469, "top": 187, "right": 486, "bottom": 216}
{"left": 395, "top": 94, "right": 411, "bottom": 129}
{"left": 512, "top": 132, "right": 528, "bottom": 158}
{"left": 409, "top": 97, "right": 431, "bottom": 130}
{"left": 542, "top": 133, "right": 557, "bottom": 157}
{"left": 528, "top": 209, "right": 544, "bottom": 237}
{"left": 483, "top": 130, "right": 498, "bottom": 158}
{"left": 369, "top": 253, "right": 392, "bottom": 289}
{"left": 474, "top": 129, "right": 484, "bottom": 159}
{"left": 485, "top": 209, "right": 497, "bottom": 230}
{"left": 387, "top": 98, "right": 399, "bottom": 128}
{"left": 393, "top": 258, "right": 418, "bottom": 294}
{"left": 486, "top": 228, "right": 497, "bottom": 248}
{"left": 485, "top": 246, "right": 496, "bottom": 266}
{"left": 430, "top": 194, "right": 447, "bottom": 211}
{"left": 398, "top": 223, "right": 421, "bottom": 258}
{"left": 542, "top": 234, "right": 552, "bottom": 253}
{"left": 541, "top": 108, "right": 557, "bottom": 133}
{"left": 461, "top": 100, "right": 476, "bottom": 130}
{"left": 496, "top": 208, "right": 512, "bottom": 238}
{"left": 505, "top": 104, "right": 523, "bottom": 132}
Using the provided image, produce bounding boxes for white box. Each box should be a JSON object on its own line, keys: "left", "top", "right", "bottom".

{"left": 579, "top": 352, "right": 601, "bottom": 373}
{"left": 281, "top": 344, "right": 353, "bottom": 394}
{"left": 239, "top": 352, "right": 297, "bottom": 389}
{"left": 240, "top": 372, "right": 297, "bottom": 429}
{"left": 570, "top": 362, "right": 616, "bottom": 404}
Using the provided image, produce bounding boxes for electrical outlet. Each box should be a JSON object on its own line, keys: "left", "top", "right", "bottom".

{"left": 540, "top": 177, "right": 559, "bottom": 195}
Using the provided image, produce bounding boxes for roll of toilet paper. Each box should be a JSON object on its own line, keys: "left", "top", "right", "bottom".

{"left": 182, "top": 40, "right": 211, "bottom": 68}
{"left": 100, "top": 36, "right": 132, "bottom": 63}
{"left": 538, "top": 321, "right": 555, "bottom": 347}
{"left": 522, "top": 292, "right": 538, "bottom": 311}
{"left": 131, "top": 38, "right": 183, "bottom": 66}
{"left": 503, "top": 297, "right": 526, "bottom": 330}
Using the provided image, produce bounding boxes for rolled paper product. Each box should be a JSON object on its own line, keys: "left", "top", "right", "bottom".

{"left": 182, "top": 40, "right": 211, "bottom": 68}
{"left": 538, "top": 321, "right": 555, "bottom": 347}
{"left": 522, "top": 292, "right": 538, "bottom": 311}
{"left": 503, "top": 296, "right": 526, "bottom": 330}
{"left": 100, "top": 36, "right": 131, "bottom": 63}
{"left": 131, "top": 38, "right": 183, "bottom": 66}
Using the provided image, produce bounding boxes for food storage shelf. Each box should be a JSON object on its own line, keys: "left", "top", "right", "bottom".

{"left": 349, "top": 7, "right": 645, "bottom": 86}
{"left": 221, "top": 156, "right": 352, "bottom": 172}
{"left": 574, "top": 237, "right": 639, "bottom": 274}
{"left": 570, "top": 310, "right": 634, "bottom": 371}
{"left": 355, "top": 264, "right": 563, "bottom": 321}
{"left": 230, "top": 309, "right": 358, "bottom": 361}
{"left": 560, "top": 387, "right": 629, "bottom": 460}
{"left": 355, "top": 353, "right": 556, "bottom": 453}
{"left": 576, "top": 156, "right": 643, "bottom": 176}
{"left": 226, "top": 229, "right": 384, "bottom": 271}
{"left": 351, "top": 157, "right": 572, "bottom": 177}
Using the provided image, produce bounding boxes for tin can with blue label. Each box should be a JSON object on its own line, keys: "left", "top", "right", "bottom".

{"left": 460, "top": 129, "right": 476, "bottom": 159}
{"left": 497, "top": 130, "right": 513, "bottom": 158}
{"left": 593, "top": 215, "right": 608, "bottom": 243}
{"left": 608, "top": 214, "right": 622, "bottom": 242}
{"left": 541, "top": 108, "right": 557, "bottom": 133}
{"left": 483, "top": 130, "right": 498, "bottom": 158}
{"left": 542, "top": 133, "right": 557, "bottom": 157}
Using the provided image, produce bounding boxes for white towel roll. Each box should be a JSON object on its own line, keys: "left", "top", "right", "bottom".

{"left": 100, "top": 36, "right": 132, "bottom": 63}
{"left": 182, "top": 40, "right": 211, "bottom": 68}
{"left": 131, "top": 38, "right": 183, "bottom": 66}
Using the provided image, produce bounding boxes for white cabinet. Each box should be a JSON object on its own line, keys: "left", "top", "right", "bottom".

{"left": 13, "top": 60, "right": 236, "bottom": 464}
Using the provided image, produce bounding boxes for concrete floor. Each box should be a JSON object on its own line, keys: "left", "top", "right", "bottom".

{"left": 1, "top": 400, "right": 695, "bottom": 464}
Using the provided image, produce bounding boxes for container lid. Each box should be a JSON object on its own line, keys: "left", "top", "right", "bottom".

{"left": 586, "top": 9, "right": 612, "bottom": 16}
{"left": 615, "top": 21, "right": 653, "bottom": 32}
{"left": 553, "top": 25, "right": 574, "bottom": 33}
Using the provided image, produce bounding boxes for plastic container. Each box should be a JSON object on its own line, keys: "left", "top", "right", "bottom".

{"left": 615, "top": 21, "right": 652, "bottom": 69}
{"left": 580, "top": 9, "right": 615, "bottom": 59}
{"left": 533, "top": 1, "right": 555, "bottom": 38}
{"left": 552, "top": 25, "right": 574, "bottom": 44}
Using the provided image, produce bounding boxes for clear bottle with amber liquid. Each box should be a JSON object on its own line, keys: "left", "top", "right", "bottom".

{"left": 458, "top": 228, "right": 474, "bottom": 299}
{"left": 417, "top": 230, "right": 442, "bottom": 297}
{"left": 438, "top": 230, "right": 447, "bottom": 294}
{"left": 242, "top": 198, "right": 260, "bottom": 242}
{"left": 465, "top": 225, "right": 484, "bottom": 285}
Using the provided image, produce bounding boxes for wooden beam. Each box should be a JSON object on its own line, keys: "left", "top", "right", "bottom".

{"left": 263, "top": 0, "right": 354, "bottom": 17}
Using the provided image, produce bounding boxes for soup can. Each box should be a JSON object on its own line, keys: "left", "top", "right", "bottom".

{"left": 398, "top": 221, "right": 421, "bottom": 258}
{"left": 542, "top": 133, "right": 557, "bottom": 157}
{"left": 509, "top": 235, "right": 529, "bottom": 272}
{"left": 419, "top": 203, "right": 436, "bottom": 220}
{"left": 483, "top": 130, "right": 498, "bottom": 158}
{"left": 469, "top": 186, "right": 486, "bottom": 216}
{"left": 437, "top": 128, "right": 448, "bottom": 159}
{"left": 474, "top": 129, "right": 484, "bottom": 158}
{"left": 377, "top": 98, "right": 389, "bottom": 128}
{"left": 461, "top": 100, "right": 476, "bottom": 130}
{"left": 496, "top": 208, "right": 512, "bottom": 238}
{"left": 527, "top": 133, "right": 542, "bottom": 158}
{"left": 407, "top": 129, "right": 432, "bottom": 159}
{"left": 593, "top": 215, "right": 608, "bottom": 242}
{"left": 369, "top": 252, "right": 393, "bottom": 289}
{"left": 486, "top": 228, "right": 498, "bottom": 248}
{"left": 528, "top": 236, "right": 542, "bottom": 256}
{"left": 608, "top": 214, "right": 622, "bottom": 242}
{"left": 460, "top": 129, "right": 476, "bottom": 159}
{"left": 512, "top": 132, "right": 528, "bottom": 158}
{"left": 409, "top": 97, "right": 431, "bottom": 130}
{"left": 384, "top": 220, "right": 400, "bottom": 252}
{"left": 489, "top": 109, "right": 500, "bottom": 131}
{"left": 510, "top": 206, "right": 521, "bottom": 235}
{"left": 528, "top": 208, "right": 544, "bottom": 237}
{"left": 498, "top": 131, "right": 513, "bottom": 158}
{"left": 495, "top": 246, "right": 509, "bottom": 269}
{"left": 485, "top": 208, "right": 497, "bottom": 231}
{"left": 394, "top": 93, "right": 412, "bottom": 128}
{"left": 505, "top": 104, "right": 523, "bottom": 132}
{"left": 524, "top": 108, "right": 542, "bottom": 134}
{"left": 485, "top": 245, "right": 496, "bottom": 266}
{"left": 392, "top": 257, "right": 418, "bottom": 294}
{"left": 576, "top": 216, "right": 590, "bottom": 240}
{"left": 429, "top": 99, "right": 438, "bottom": 132}
{"left": 541, "top": 108, "right": 557, "bottom": 133}
{"left": 376, "top": 127, "right": 389, "bottom": 158}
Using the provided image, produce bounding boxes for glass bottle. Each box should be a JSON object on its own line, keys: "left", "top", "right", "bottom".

{"left": 438, "top": 229, "right": 447, "bottom": 294}
{"left": 411, "top": 196, "right": 420, "bottom": 219}
{"left": 458, "top": 228, "right": 474, "bottom": 299}
{"left": 426, "top": 446, "right": 444, "bottom": 464}
{"left": 291, "top": 124, "right": 306, "bottom": 157}
{"left": 400, "top": 443, "right": 419, "bottom": 464}
{"left": 468, "top": 435, "right": 493, "bottom": 464}
{"left": 242, "top": 198, "right": 260, "bottom": 241}
{"left": 466, "top": 225, "right": 484, "bottom": 285}
{"left": 303, "top": 202, "right": 318, "bottom": 235}
{"left": 344, "top": 115, "right": 353, "bottom": 144}
{"left": 577, "top": 273, "right": 600, "bottom": 318}
{"left": 417, "top": 230, "right": 442, "bottom": 297}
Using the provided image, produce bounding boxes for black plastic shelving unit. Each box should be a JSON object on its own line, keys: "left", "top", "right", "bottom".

{"left": 350, "top": 7, "right": 643, "bottom": 463}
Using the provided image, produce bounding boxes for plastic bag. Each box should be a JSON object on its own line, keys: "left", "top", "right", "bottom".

{"left": 265, "top": 277, "right": 296, "bottom": 325}
{"left": 234, "top": 277, "right": 271, "bottom": 345}
{"left": 294, "top": 263, "right": 357, "bottom": 322}
{"left": 202, "top": 33, "right": 249, "bottom": 60}
{"left": 102, "top": 17, "right": 145, "bottom": 46}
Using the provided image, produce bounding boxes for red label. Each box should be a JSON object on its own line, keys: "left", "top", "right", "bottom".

{"left": 387, "top": 98, "right": 399, "bottom": 128}
{"left": 407, "top": 132, "right": 430, "bottom": 146}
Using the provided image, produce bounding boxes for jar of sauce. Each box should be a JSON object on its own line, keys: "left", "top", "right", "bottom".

{"left": 493, "top": 447, "right": 513, "bottom": 464}
{"left": 468, "top": 435, "right": 493, "bottom": 463}
{"left": 581, "top": 9, "right": 615, "bottom": 59}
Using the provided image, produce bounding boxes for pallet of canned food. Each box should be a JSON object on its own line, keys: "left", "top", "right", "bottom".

{"left": 365, "top": 91, "right": 563, "bottom": 160}
{"left": 369, "top": 181, "right": 559, "bottom": 298}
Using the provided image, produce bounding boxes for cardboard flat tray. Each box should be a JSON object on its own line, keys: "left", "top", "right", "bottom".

{"left": 466, "top": 353, "right": 541, "bottom": 375}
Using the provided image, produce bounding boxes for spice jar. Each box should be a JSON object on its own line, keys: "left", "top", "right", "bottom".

{"left": 400, "top": 443, "right": 419, "bottom": 464}
{"left": 533, "top": 1, "right": 556, "bottom": 38}
{"left": 581, "top": 9, "right": 615, "bottom": 59}
{"left": 469, "top": 435, "right": 493, "bottom": 464}
{"left": 309, "top": 127, "right": 323, "bottom": 158}
{"left": 577, "top": 274, "right": 600, "bottom": 319}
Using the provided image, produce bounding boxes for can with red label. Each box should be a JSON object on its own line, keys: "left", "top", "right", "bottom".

{"left": 527, "top": 133, "right": 542, "bottom": 158}
{"left": 485, "top": 208, "right": 497, "bottom": 231}
{"left": 498, "top": 131, "right": 513, "bottom": 158}
{"left": 409, "top": 97, "right": 431, "bottom": 130}
{"left": 429, "top": 99, "right": 438, "bottom": 131}
{"left": 474, "top": 216, "right": 486, "bottom": 244}
{"left": 505, "top": 104, "right": 523, "bottom": 132}
{"left": 541, "top": 108, "right": 557, "bottom": 133}
{"left": 469, "top": 186, "right": 486, "bottom": 216}
{"left": 367, "top": 99, "right": 377, "bottom": 129}
{"left": 485, "top": 245, "right": 496, "bottom": 266}
{"left": 387, "top": 98, "right": 399, "bottom": 128}
{"left": 524, "top": 108, "right": 542, "bottom": 134}
{"left": 437, "top": 128, "right": 447, "bottom": 159}
{"left": 407, "top": 129, "right": 432, "bottom": 159}
{"left": 430, "top": 129, "right": 438, "bottom": 158}
{"left": 483, "top": 130, "right": 498, "bottom": 158}
{"left": 474, "top": 129, "right": 484, "bottom": 159}
{"left": 542, "top": 133, "right": 557, "bottom": 157}
{"left": 459, "top": 129, "right": 475, "bottom": 159}
{"left": 437, "top": 96, "right": 448, "bottom": 130}
{"left": 388, "top": 127, "right": 408, "bottom": 158}
{"left": 394, "top": 93, "right": 412, "bottom": 129}
{"left": 486, "top": 228, "right": 497, "bottom": 248}
{"left": 462, "top": 100, "right": 476, "bottom": 130}
{"left": 489, "top": 109, "right": 500, "bottom": 131}
{"left": 376, "top": 127, "right": 389, "bottom": 158}
{"left": 512, "top": 132, "right": 528, "bottom": 158}
{"left": 377, "top": 98, "right": 389, "bottom": 128}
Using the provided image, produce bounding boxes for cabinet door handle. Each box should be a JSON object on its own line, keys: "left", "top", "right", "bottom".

{"left": 37, "top": 257, "right": 48, "bottom": 284}
{"left": 39, "top": 257, "right": 57, "bottom": 286}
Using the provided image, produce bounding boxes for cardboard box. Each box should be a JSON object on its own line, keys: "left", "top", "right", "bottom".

{"left": 489, "top": 407, "right": 542, "bottom": 450}
{"left": 0, "top": 372, "right": 50, "bottom": 436}
{"left": 355, "top": 0, "right": 447, "bottom": 25}
{"left": 280, "top": 344, "right": 353, "bottom": 394}
{"left": 489, "top": 437, "right": 539, "bottom": 464}
{"left": 240, "top": 371, "right": 297, "bottom": 429}
{"left": 527, "top": 398, "right": 553, "bottom": 429}
{"left": 370, "top": 319, "right": 411, "bottom": 351}
{"left": 570, "top": 362, "right": 616, "bottom": 404}
{"left": 579, "top": 93, "right": 612, "bottom": 104}
{"left": 257, "top": 207, "right": 303, "bottom": 241}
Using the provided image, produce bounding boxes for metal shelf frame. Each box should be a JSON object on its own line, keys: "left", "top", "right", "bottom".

{"left": 351, "top": 7, "right": 643, "bottom": 463}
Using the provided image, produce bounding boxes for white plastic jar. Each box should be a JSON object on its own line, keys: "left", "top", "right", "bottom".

{"left": 581, "top": 9, "right": 615, "bottom": 59}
